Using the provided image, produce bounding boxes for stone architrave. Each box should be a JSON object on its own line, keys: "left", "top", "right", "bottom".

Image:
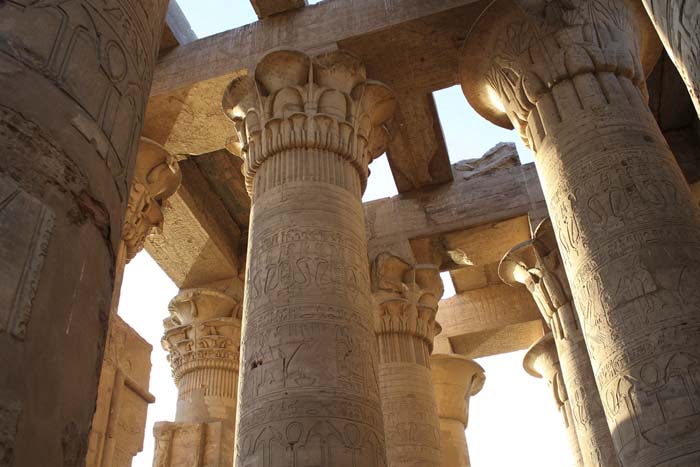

{"left": 641, "top": 0, "right": 700, "bottom": 117}
{"left": 85, "top": 316, "right": 156, "bottom": 467}
{"left": 500, "top": 218, "right": 618, "bottom": 467}
{"left": 0, "top": 1, "right": 168, "bottom": 465}
{"left": 430, "top": 354, "right": 485, "bottom": 467}
{"left": 371, "top": 253, "right": 443, "bottom": 467}
{"left": 153, "top": 288, "right": 243, "bottom": 467}
{"left": 462, "top": 1, "right": 700, "bottom": 464}
{"left": 524, "top": 333, "right": 583, "bottom": 466}
{"left": 222, "top": 50, "right": 396, "bottom": 467}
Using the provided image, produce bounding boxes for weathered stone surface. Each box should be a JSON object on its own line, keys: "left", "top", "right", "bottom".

{"left": 431, "top": 354, "right": 485, "bottom": 467}
{"left": 154, "top": 287, "right": 242, "bottom": 467}
{"left": 453, "top": 142, "right": 520, "bottom": 180}
{"left": 372, "top": 253, "right": 443, "bottom": 467}
{"left": 0, "top": 1, "right": 168, "bottom": 464}
{"left": 86, "top": 316, "right": 155, "bottom": 467}
{"left": 501, "top": 218, "right": 618, "bottom": 467}
{"left": 224, "top": 50, "right": 395, "bottom": 467}
{"left": 251, "top": 0, "right": 306, "bottom": 18}
{"left": 524, "top": 333, "right": 583, "bottom": 466}
{"left": 463, "top": 2, "right": 700, "bottom": 464}
{"left": 642, "top": 0, "right": 700, "bottom": 117}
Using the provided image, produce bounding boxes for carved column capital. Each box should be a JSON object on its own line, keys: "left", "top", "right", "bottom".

{"left": 122, "top": 137, "right": 181, "bottom": 262}
{"left": 460, "top": 0, "right": 659, "bottom": 150}
{"left": 371, "top": 252, "right": 443, "bottom": 351}
{"left": 431, "top": 354, "right": 485, "bottom": 427}
{"left": 222, "top": 49, "right": 396, "bottom": 194}
{"left": 162, "top": 288, "right": 242, "bottom": 423}
{"left": 524, "top": 333, "right": 568, "bottom": 411}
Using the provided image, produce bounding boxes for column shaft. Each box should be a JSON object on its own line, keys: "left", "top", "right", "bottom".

{"left": 641, "top": 0, "right": 700, "bottom": 117}
{"left": 0, "top": 2, "right": 167, "bottom": 465}
{"left": 372, "top": 254, "right": 443, "bottom": 467}
{"left": 501, "top": 219, "right": 619, "bottom": 466}
{"left": 524, "top": 334, "right": 583, "bottom": 466}
{"left": 431, "top": 354, "right": 485, "bottom": 467}
{"left": 225, "top": 50, "right": 395, "bottom": 467}
{"left": 462, "top": 2, "right": 700, "bottom": 464}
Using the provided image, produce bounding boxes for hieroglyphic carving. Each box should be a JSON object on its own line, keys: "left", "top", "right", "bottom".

{"left": 223, "top": 50, "right": 395, "bottom": 467}
{"left": 0, "top": 0, "right": 168, "bottom": 200}
{"left": 462, "top": 1, "right": 700, "bottom": 464}
{"left": 0, "top": 174, "right": 54, "bottom": 340}
{"left": 500, "top": 218, "right": 618, "bottom": 466}
{"left": 122, "top": 138, "right": 181, "bottom": 262}
{"left": 524, "top": 333, "right": 583, "bottom": 465}
{"left": 431, "top": 354, "right": 485, "bottom": 467}
{"left": 371, "top": 253, "right": 443, "bottom": 467}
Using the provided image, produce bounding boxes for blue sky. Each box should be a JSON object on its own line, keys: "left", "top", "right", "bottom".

{"left": 122, "top": 3, "right": 569, "bottom": 467}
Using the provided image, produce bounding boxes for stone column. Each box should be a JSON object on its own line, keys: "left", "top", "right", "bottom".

{"left": 0, "top": 1, "right": 168, "bottom": 465}
{"left": 86, "top": 138, "right": 180, "bottom": 467}
{"left": 524, "top": 333, "right": 583, "bottom": 466}
{"left": 431, "top": 354, "right": 485, "bottom": 467}
{"left": 371, "top": 253, "right": 443, "bottom": 467}
{"left": 641, "top": 0, "right": 700, "bottom": 117}
{"left": 222, "top": 50, "right": 395, "bottom": 467}
{"left": 462, "top": 1, "right": 700, "bottom": 464}
{"left": 500, "top": 218, "right": 618, "bottom": 467}
{"left": 153, "top": 288, "right": 242, "bottom": 467}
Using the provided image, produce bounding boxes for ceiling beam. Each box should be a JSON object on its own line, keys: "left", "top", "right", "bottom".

{"left": 251, "top": 0, "right": 306, "bottom": 18}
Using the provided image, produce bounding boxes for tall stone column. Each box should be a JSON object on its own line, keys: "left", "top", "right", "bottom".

{"left": 500, "top": 218, "right": 618, "bottom": 467}
{"left": 462, "top": 1, "right": 700, "bottom": 464}
{"left": 0, "top": 1, "right": 168, "bottom": 465}
{"left": 641, "top": 0, "right": 700, "bottom": 117}
{"left": 371, "top": 253, "right": 443, "bottom": 467}
{"left": 86, "top": 138, "right": 180, "bottom": 467}
{"left": 525, "top": 333, "right": 584, "bottom": 466}
{"left": 430, "top": 354, "right": 485, "bottom": 467}
{"left": 153, "top": 288, "right": 242, "bottom": 467}
{"left": 222, "top": 50, "right": 396, "bottom": 467}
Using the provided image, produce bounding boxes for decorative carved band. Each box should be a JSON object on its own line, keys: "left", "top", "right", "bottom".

{"left": 222, "top": 50, "right": 396, "bottom": 194}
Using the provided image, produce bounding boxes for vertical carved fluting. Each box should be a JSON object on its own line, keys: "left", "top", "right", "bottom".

{"left": 642, "top": 0, "right": 700, "bottom": 117}
{"left": 371, "top": 253, "right": 443, "bottom": 467}
{"left": 430, "top": 354, "right": 484, "bottom": 467}
{"left": 223, "top": 50, "right": 396, "bottom": 467}
{"left": 462, "top": 1, "right": 700, "bottom": 465}
{"left": 0, "top": 1, "right": 168, "bottom": 465}
{"left": 500, "top": 218, "right": 618, "bottom": 467}
{"left": 524, "top": 334, "right": 583, "bottom": 466}
{"left": 155, "top": 288, "right": 242, "bottom": 467}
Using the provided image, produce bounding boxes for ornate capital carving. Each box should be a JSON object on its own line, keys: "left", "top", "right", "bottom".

{"left": 222, "top": 50, "right": 396, "bottom": 193}
{"left": 524, "top": 333, "right": 568, "bottom": 409}
{"left": 122, "top": 138, "right": 181, "bottom": 262}
{"left": 460, "top": 0, "right": 659, "bottom": 148}
{"left": 371, "top": 253, "right": 443, "bottom": 350}
{"left": 500, "top": 218, "right": 577, "bottom": 338}
{"left": 162, "top": 289, "right": 242, "bottom": 389}
{"left": 431, "top": 354, "right": 485, "bottom": 427}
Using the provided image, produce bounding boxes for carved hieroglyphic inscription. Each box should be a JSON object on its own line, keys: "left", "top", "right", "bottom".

{"left": 0, "top": 174, "right": 54, "bottom": 340}
{"left": 225, "top": 50, "right": 395, "bottom": 467}
{"left": 0, "top": 0, "right": 168, "bottom": 200}
{"left": 462, "top": 1, "right": 700, "bottom": 464}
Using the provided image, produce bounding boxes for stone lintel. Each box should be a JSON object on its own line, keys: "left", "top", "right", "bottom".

{"left": 251, "top": 0, "right": 306, "bottom": 18}
{"left": 145, "top": 159, "right": 243, "bottom": 288}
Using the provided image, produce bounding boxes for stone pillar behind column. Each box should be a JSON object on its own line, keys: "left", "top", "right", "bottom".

{"left": 431, "top": 354, "right": 485, "bottom": 467}
{"left": 462, "top": 1, "right": 700, "bottom": 464}
{"left": 641, "top": 0, "right": 700, "bottom": 117}
{"left": 525, "top": 333, "right": 583, "bottom": 466}
{"left": 500, "top": 218, "right": 618, "bottom": 467}
{"left": 372, "top": 253, "right": 443, "bottom": 467}
{"left": 86, "top": 138, "right": 180, "bottom": 467}
{"left": 223, "top": 50, "right": 396, "bottom": 466}
{"left": 153, "top": 288, "right": 242, "bottom": 467}
{"left": 0, "top": 2, "right": 167, "bottom": 465}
